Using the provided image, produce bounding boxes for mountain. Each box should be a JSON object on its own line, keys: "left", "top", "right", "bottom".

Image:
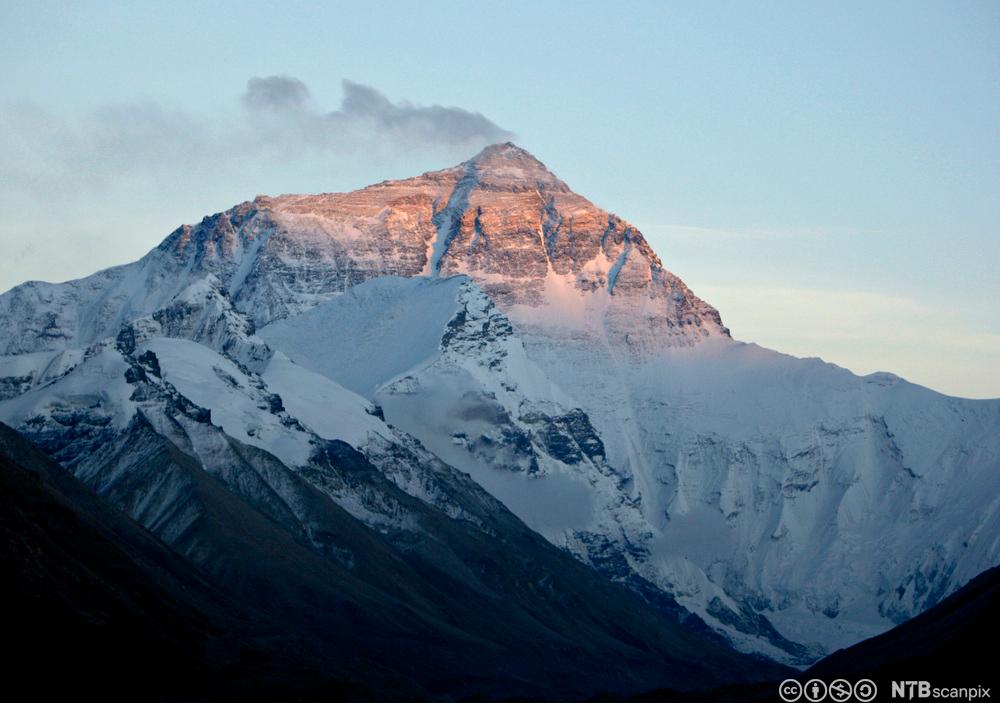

{"left": 1, "top": 142, "right": 997, "bottom": 670}
{"left": 0, "top": 295, "right": 785, "bottom": 697}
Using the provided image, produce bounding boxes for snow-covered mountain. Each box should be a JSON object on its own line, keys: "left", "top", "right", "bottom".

{"left": 1, "top": 276, "right": 784, "bottom": 698}
{"left": 1, "top": 143, "right": 997, "bottom": 667}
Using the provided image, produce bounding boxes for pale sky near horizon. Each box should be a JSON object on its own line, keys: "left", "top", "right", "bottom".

{"left": 1, "top": 1, "right": 998, "bottom": 398}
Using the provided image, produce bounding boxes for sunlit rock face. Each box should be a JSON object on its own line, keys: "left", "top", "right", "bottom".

{"left": 0, "top": 143, "right": 726, "bottom": 357}
{"left": 252, "top": 142, "right": 729, "bottom": 350}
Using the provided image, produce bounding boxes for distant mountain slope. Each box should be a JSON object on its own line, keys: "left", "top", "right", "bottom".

{"left": 259, "top": 263, "right": 1000, "bottom": 664}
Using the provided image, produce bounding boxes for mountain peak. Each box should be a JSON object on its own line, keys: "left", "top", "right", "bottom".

{"left": 469, "top": 141, "right": 538, "bottom": 163}
{"left": 462, "top": 142, "right": 569, "bottom": 192}
{"left": 0, "top": 142, "right": 728, "bottom": 355}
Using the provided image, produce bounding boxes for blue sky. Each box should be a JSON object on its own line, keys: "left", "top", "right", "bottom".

{"left": 1, "top": 0, "right": 998, "bottom": 397}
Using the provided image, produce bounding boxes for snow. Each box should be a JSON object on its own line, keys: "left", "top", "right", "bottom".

{"left": 227, "top": 228, "right": 272, "bottom": 296}
{"left": 0, "top": 348, "right": 84, "bottom": 391}
{"left": 0, "top": 345, "right": 137, "bottom": 430}
{"left": 427, "top": 177, "right": 475, "bottom": 277}
{"left": 514, "top": 330, "right": 1000, "bottom": 661}
{"left": 606, "top": 242, "right": 630, "bottom": 293}
{"left": 259, "top": 276, "right": 466, "bottom": 396}
{"left": 256, "top": 272, "right": 616, "bottom": 543}
{"left": 378, "top": 368, "right": 598, "bottom": 541}
{"left": 262, "top": 351, "right": 385, "bottom": 446}
{"left": 249, "top": 254, "right": 1000, "bottom": 663}
{"left": 141, "top": 337, "right": 313, "bottom": 467}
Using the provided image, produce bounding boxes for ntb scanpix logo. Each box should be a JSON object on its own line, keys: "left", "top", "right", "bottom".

{"left": 779, "top": 678, "right": 992, "bottom": 702}
{"left": 779, "top": 678, "right": 876, "bottom": 702}
{"left": 890, "top": 681, "right": 991, "bottom": 700}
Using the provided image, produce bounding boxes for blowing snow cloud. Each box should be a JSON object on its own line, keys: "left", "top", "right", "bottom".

{"left": 240, "top": 75, "right": 513, "bottom": 148}
{"left": 0, "top": 75, "right": 514, "bottom": 198}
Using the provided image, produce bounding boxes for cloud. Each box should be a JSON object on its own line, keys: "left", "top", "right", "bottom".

{"left": 0, "top": 75, "right": 515, "bottom": 199}
{"left": 335, "top": 79, "right": 513, "bottom": 144}
{"left": 242, "top": 75, "right": 311, "bottom": 111}
{"left": 239, "top": 75, "right": 513, "bottom": 148}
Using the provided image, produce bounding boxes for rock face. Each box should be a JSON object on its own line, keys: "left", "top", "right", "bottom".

{"left": 0, "top": 143, "right": 997, "bottom": 669}
{"left": 0, "top": 143, "right": 727, "bottom": 356}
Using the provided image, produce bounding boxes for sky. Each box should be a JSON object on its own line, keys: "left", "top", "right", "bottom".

{"left": 1, "top": 0, "right": 997, "bottom": 398}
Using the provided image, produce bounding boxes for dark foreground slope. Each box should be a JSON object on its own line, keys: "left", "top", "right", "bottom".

{"left": 2, "top": 420, "right": 791, "bottom": 700}
{"left": 807, "top": 563, "right": 999, "bottom": 689}
{"left": 0, "top": 422, "right": 427, "bottom": 702}
{"left": 610, "top": 565, "right": 999, "bottom": 703}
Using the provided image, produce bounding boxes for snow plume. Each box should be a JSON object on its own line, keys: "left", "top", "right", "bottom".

{"left": 242, "top": 75, "right": 313, "bottom": 112}
{"left": 335, "top": 79, "right": 513, "bottom": 144}
{"left": 0, "top": 75, "right": 514, "bottom": 198}
{"left": 240, "top": 75, "right": 513, "bottom": 148}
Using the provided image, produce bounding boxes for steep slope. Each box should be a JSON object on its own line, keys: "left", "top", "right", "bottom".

{"left": 0, "top": 298, "right": 788, "bottom": 697}
{"left": 1, "top": 142, "right": 997, "bottom": 666}
{"left": 521, "top": 338, "right": 1000, "bottom": 661}
{"left": 0, "top": 422, "right": 421, "bottom": 702}
{"left": 260, "top": 275, "right": 651, "bottom": 574}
